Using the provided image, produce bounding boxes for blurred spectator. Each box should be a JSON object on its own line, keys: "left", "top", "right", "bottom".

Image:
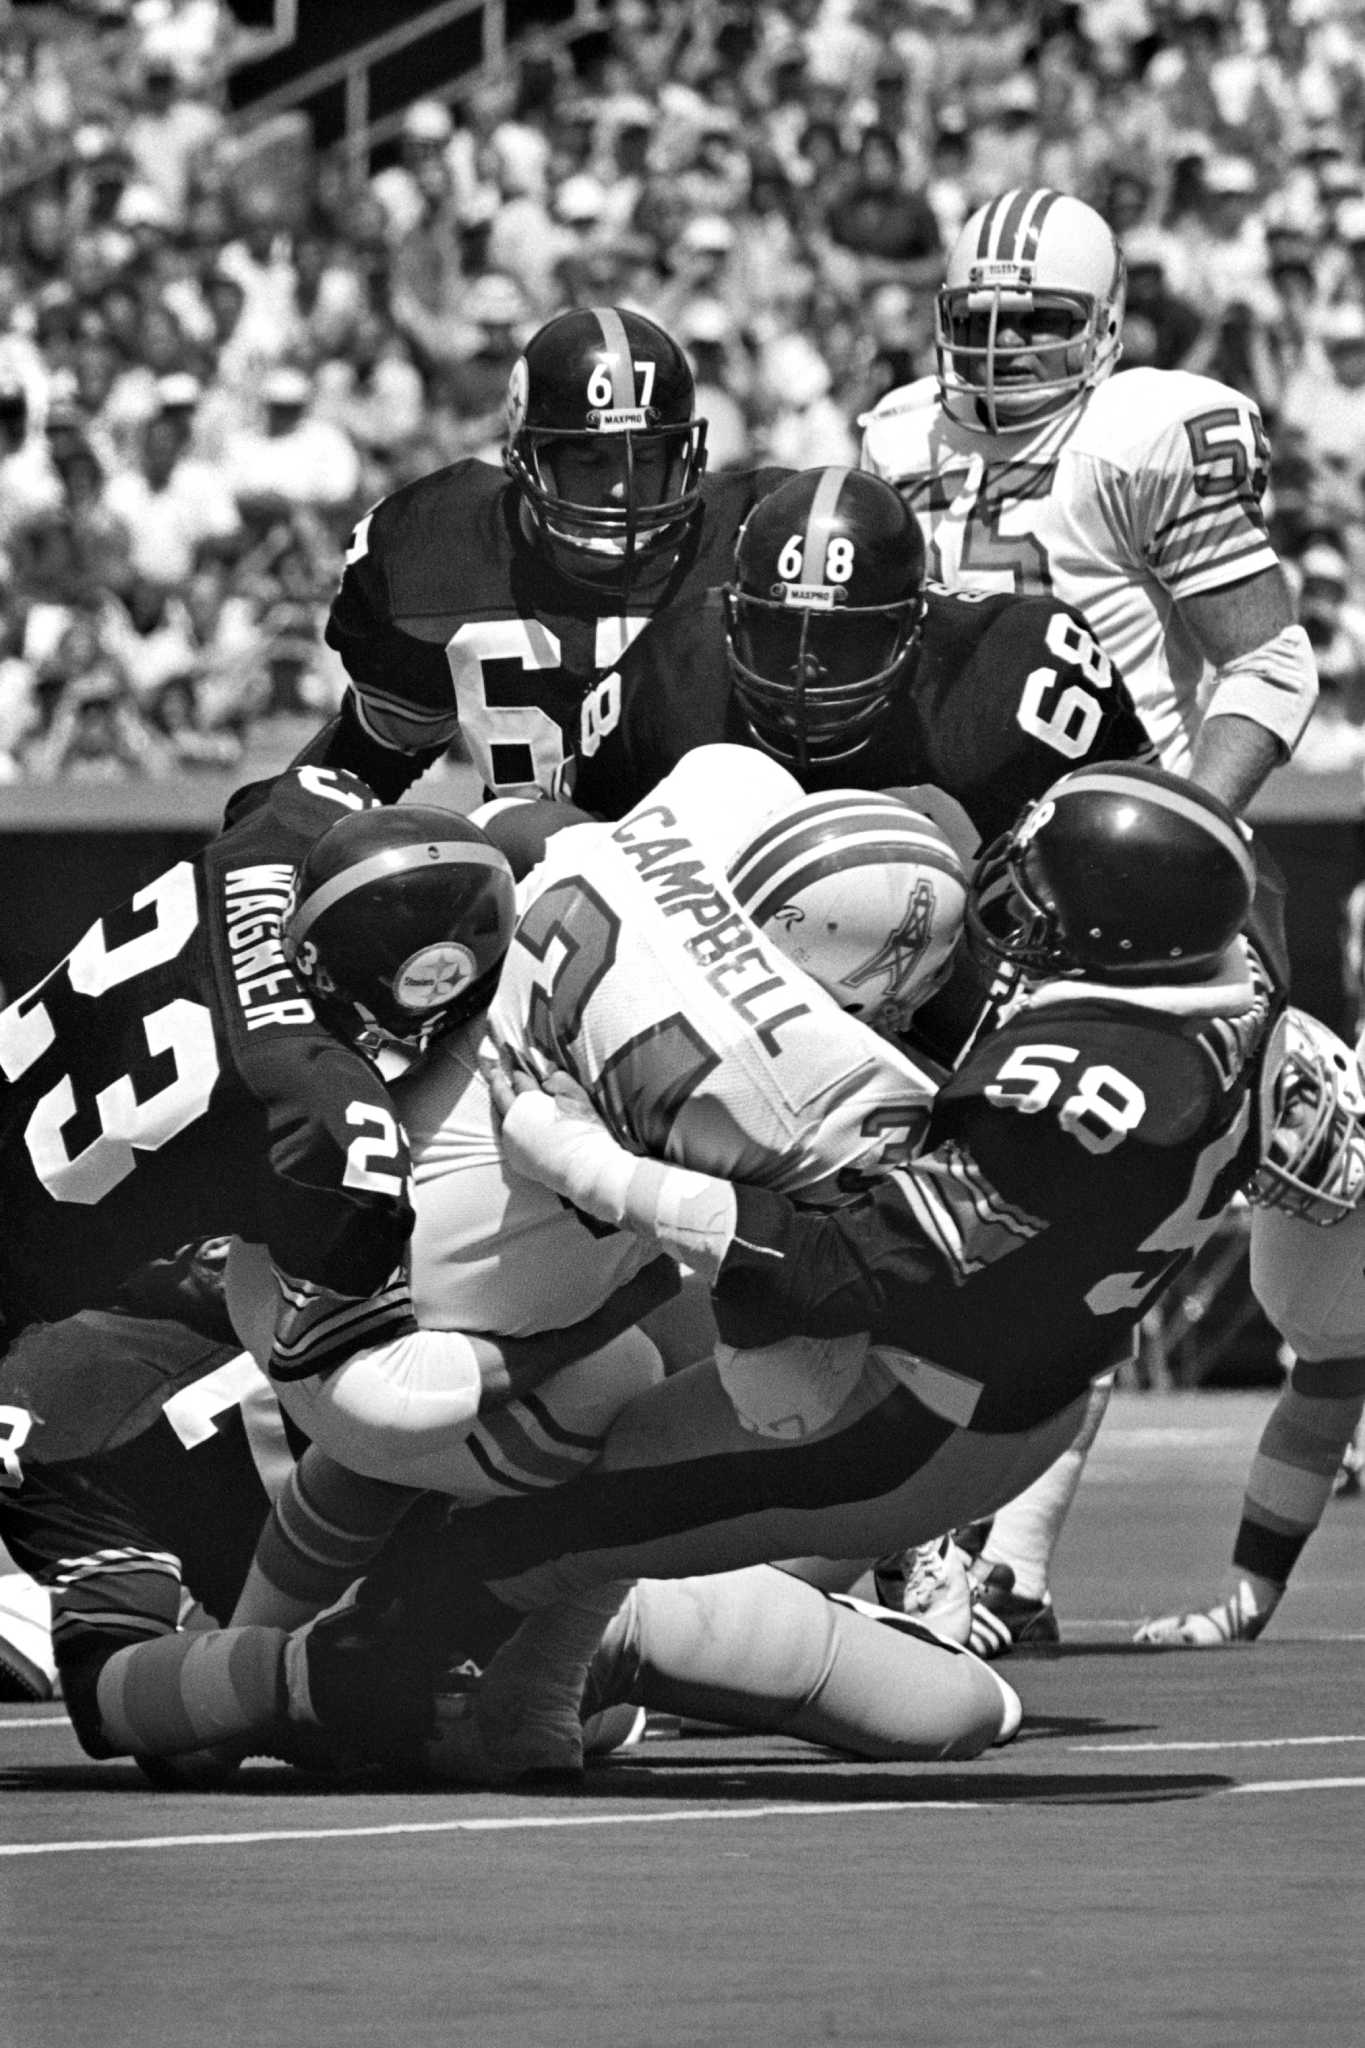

{"left": 1179, "top": 154, "right": 1275, "bottom": 317}
{"left": 1280, "top": 304, "right": 1365, "bottom": 539}
{"left": 1115, "top": 230, "right": 1215, "bottom": 374}
{"left": 1295, "top": 539, "right": 1365, "bottom": 723}
{"left": 371, "top": 98, "right": 465, "bottom": 245}
{"left": 753, "top": 330, "right": 857, "bottom": 468}
{"left": 314, "top": 311, "right": 426, "bottom": 490}
{"left": 122, "top": 40, "right": 226, "bottom": 222}
{"left": 221, "top": 365, "right": 362, "bottom": 533}
{"left": 0, "top": 377, "right": 61, "bottom": 551}
{"left": 21, "top": 615, "right": 168, "bottom": 781}
{"left": 819, "top": 124, "right": 943, "bottom": 294}
{"left": 433, "top": 273, "right": 532, "bottom": 465}
{"left": 675, "top": 298, "right": 752, "bottom": 472}
{"left": 102, "top": 387, "right": 240, "bottom": 588}
{"left": 849, "top": 280, "right": 931, "bottom": 418}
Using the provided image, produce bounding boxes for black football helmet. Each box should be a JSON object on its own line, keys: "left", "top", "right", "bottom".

{"left": 723, "top": 467, "right": 926, "bottom": 774}
{"left": 967, "top": 761, "right": 1256, "bottom": 984}
{"left": 281, "top": 806, "right": 517, "bottom": 1054}
{"left": 504, "top": 304, "right": 707, "bottom": 593}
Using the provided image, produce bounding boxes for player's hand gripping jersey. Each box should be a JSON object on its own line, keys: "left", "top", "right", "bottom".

{"left": 0, "top": 769, "right": 417, "bottom": 1375}
{"left": 571, "top": 581, "right": 1155, "bottom": 843}
{"left": 393, "top": 750, "right": 942, "bottom": 1340}
{"left": 325, "top": 461, "right": 788, "bottom": 802}
{"left": 861, "top": 368, "right": 1284, "bottom": 772}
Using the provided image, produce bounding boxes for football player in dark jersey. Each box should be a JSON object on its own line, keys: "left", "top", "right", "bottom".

{"left": 292, "top": 305, "right": 789, "bottom": 806}
{"left": 411, "top": 763, "right": 1284, "bottom": 1770}
{"left": 0, "top": 775, "right": 518, "bottom": 1408}
{"left": 571, "top": 464, "right": 1156, "bottom": 844}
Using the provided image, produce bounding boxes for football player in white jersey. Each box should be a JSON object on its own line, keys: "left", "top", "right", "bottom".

{"left": 860, "top": 187, "right": 1317, "bottom": 812}
{"left": 1136, "top": 1008, "right": 1365, "bottom": 1647}
{"left": 219, "top": 744, "right": 1001, "bottom": 1775}
{"left": 0, "top": 748, "right": 1019, "bottom": 1775}
{"left": 860, "top": 187, "right": 1319, "bottom": 1648}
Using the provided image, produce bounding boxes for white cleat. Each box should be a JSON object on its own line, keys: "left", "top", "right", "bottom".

{"left": 1133, "top": 1586, "right": 1276, "bottom": 1648}
{"left": 0, "top": 1575, "right": 58, "bottom": 1702}
{"left": 872, "top": 1537, "right": 973, "bottom": 1645}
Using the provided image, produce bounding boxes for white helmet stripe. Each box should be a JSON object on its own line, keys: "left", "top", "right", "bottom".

{"left": 288, "top": 841, "right": 511, "bottom": 949}
{"left": 804, "top": 466, "right": 852, "bottom": 582}
{"left": 1050, "top": 768, "right": 1256, "bottom": 886}
{"left": 588, "top": 305, "right": 636, "bottom": 410}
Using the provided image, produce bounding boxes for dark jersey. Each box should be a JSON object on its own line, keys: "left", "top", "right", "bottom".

{"left": 571, "top": 581, "right": 1156, "bottom": 842}
{"left": 714, "top": 966, "right": 1274, "bottom": 1432}
{"left": 322, "top": 459, "right": 790, "bottom": 801}
{"left": 0, "top": 768, "right": 415, "bottom": 1375}
{"left": 0, "top": 1304, "right": 282, "bottom": 1741}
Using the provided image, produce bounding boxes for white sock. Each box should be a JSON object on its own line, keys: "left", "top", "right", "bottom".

{"left": 980, "top": 1377, "right": 1114, "bottom": 1601}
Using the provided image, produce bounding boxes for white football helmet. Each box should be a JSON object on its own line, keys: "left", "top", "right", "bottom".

{"left": 1248, "top": 1007, "right": 1365, "bottom": 1226}
{"left": 726, "top": 790, "right": 968, "bottom": 1036}
{"left": 936, "top": 188, "right": 1125, "bottom": 433}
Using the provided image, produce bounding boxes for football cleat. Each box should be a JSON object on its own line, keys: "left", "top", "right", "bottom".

{"left": 1133, "top": 1583, "right": 1277, "bottom": 1648}
{"left": 424, "top": 1686, "right": 585, "bottom": 1785}
{"left": 0, "top": 1575, "right": 58, "bottom": 1703}
{"left": 967, "top": 1562, "right": 1062, "bottom": 1659}
{"left": 872, "top": 1537, "right": 973, "bottom": 1645}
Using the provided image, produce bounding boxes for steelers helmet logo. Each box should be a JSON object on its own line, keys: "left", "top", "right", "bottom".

{"left": 394, "top": 942, "right": 478, "bottom": 1012}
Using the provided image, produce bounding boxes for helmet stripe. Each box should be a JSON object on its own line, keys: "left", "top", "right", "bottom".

{"left": 1050, "top": 769, "right": 1256, "bottom": 884}
{"left": 974, "top": 191, "right": 1013, "bottom": 260}
{"left": 588, "top": 305, "right": 635, "bottom": 409}
{"left": 731, "top": 792, "right": 947, "bottom": 880}
{"left": 1015, "top": 188, "right": 1059, "bottom": 265}
{"left": 737, "top": 836, "right": 964, "bottom": 927}
{"left": 805, "top": 466, "right": 852, "bottom": 583}
{"left": 730, "top": 793, "right": 965, "bottom": 920}
{"left": 288, "top": 841, "right": 512, "bottom": 949}
{"left": 975, "top": 188, "right": 1059, "bottom": 266}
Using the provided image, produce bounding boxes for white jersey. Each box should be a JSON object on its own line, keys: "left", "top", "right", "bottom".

{"left": 394, "top": 1027, "right": 654, "bottom": 1338}
{"left": 860, "top": 369, "right": 1284, "bottom": 774}
{"left": 490, "top": 747, "right": 941, "bottom": 1196}
{"left": 1249, "top": 1201, "right": 1365, "bottom": 1363}
{"left": 397, "top": 747, "right": 939, "bottom": 1339}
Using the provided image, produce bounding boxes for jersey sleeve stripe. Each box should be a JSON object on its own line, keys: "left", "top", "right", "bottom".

{"left": 267, "top": 1277, "right": 416, "bottom": 1382}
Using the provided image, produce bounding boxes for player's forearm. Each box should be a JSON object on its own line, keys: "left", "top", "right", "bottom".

{"left": 1195, "top": 616, "right": 1319, "bottom": 810}
{"left": 1189, "top": 710, "right": 1291, "bottom": 814}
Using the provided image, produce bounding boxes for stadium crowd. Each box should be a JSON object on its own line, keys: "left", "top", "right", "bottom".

{"left": 1, "top": 0, "right": 1365, "bottom": 784}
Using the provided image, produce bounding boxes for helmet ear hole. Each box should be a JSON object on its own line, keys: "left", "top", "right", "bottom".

{"left": 726, "top": 788, "right": 968, "bottom": 1034}
{"left": 282, "top": 807, "right": 517, "bottom": 1053}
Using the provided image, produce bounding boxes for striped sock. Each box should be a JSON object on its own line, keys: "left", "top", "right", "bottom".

{"left": 1230, "top": 1379, "right": 1365, "bottom": 1589}
{"left": 229, "top": 1447, "right": 419, "bottom": 1629}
